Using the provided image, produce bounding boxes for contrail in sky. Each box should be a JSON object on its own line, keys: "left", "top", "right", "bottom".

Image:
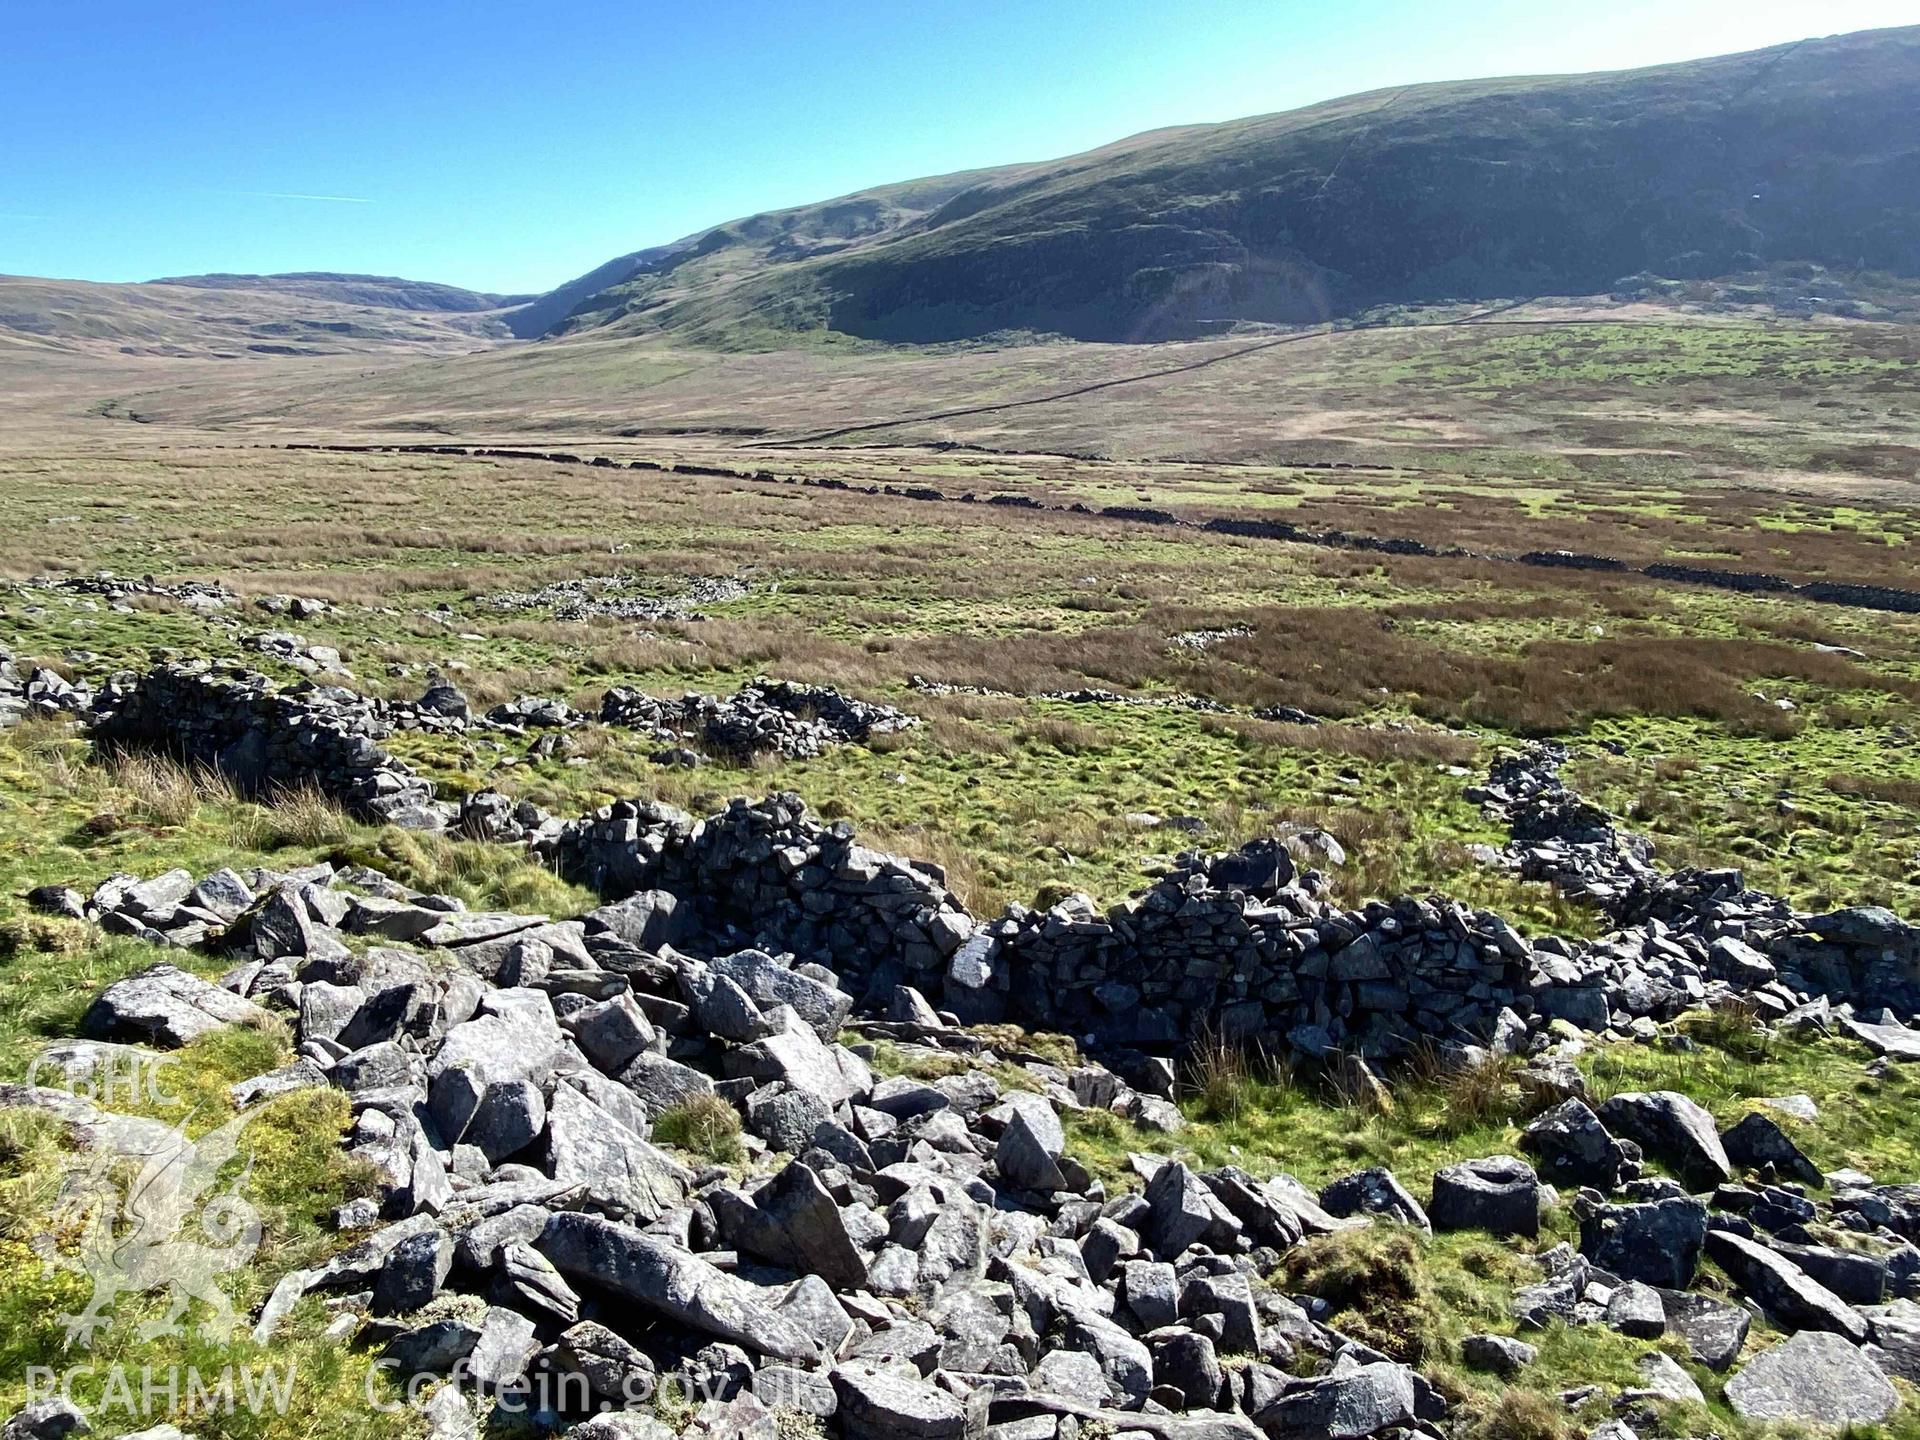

{"left": 235, "top": 191, "right": 374, "bottom": 204}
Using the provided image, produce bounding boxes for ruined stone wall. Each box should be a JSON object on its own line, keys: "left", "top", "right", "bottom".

{"left": 90, "top": 661, "right": 447, "bottom": 829}
{"left": 89, "top": 663, "right": 1920, "bottom": 1057}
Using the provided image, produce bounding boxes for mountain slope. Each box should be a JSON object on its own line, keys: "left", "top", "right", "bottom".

{"left": 531, "top": 25, "right": 1920, "bottom": 344}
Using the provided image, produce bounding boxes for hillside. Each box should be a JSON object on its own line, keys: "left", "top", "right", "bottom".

{"left": 529, "top": 25, "right": 1920, "bottom": 344}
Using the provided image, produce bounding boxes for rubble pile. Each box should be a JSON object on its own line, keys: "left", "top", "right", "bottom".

{"left": 1474, "top": 745, "right": 1920, "bottom": 1016}
{"left": 1469, "top": 745, "right": 1661, "bottom": 906}
{"left": 599, "top": 681, "right": 919, "bottom": 760}
{"left": 18, "top": 837, "right": 1920, "bottom": 1440}
{"left": 0, "top": 645, "right": 95, "bottom": 728}
{"left": 25, "top": 572, "right": 236, "bottom": 609}
{"left": 481, "top": 575, "right": 750, "bottom": 622}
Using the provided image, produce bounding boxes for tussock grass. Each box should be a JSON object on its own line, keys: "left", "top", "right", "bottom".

{"left": 102, "top": 752, "right": 240, "bottom": 827}
{"left": 652, "top": 1094, "right": 744, "bottom": 1164}
{"left": 1457, "top": 1389, "right": 1572, "bottom": 1440}
{"left": 244, "top": 783, "right": 355, "bottom": 851}
{"left": 330, "top": 828, "right": 593, "bottom": 916}
{"left": 1185, "top": 1029, "right": 1264, "bottom": 1123}
{"left": 1282, "top": 1226, "right": 1441, "bottom": 1363}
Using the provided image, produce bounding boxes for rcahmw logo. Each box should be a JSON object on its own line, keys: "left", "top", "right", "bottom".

{"left": 24, "top": 1048, "right": 267, "bottom": 1347}
{"left": 24, "top": 1364, "right": 297, "bottom": 1419}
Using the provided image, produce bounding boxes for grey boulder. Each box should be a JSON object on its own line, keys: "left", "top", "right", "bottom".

{"left": 1598, "top": 1091, "right": 1731, "bottom": 1190}
{"left": 1725, "top": 1331, "right": 1898, "bottom": 1424}
{"left": 79, "top": 964, "right": 270, "bottom": 1047}
{"left": 1429, "top": 1155, "right": 1538, "bottom": 1237}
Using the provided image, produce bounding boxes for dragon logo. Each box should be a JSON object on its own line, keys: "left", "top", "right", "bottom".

{"left": 34, "top": 1102, "right": 266, "bottom": 1348}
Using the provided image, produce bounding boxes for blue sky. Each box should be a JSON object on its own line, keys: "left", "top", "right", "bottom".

{"left": 3, "top": 0, "right": 1914, "bottom": 296}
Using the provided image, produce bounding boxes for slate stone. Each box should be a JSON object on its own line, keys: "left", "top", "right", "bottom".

{"left": 723, "top": 1008, "right": 872, "bottom": 1106}
{"left": 620, "top": 1051, "right": 717, "bottom": 1111}
{"left": 1599, "top": 1091, "right": 1731, "bottom": 1190}
{"left": 1152, "top": 1330, "right": 1224, "bottom": 1409}
{"left": 1060, "top": 1314, "right": 1153, "bottom": 1407}
{"left": 1706, "top": 1230, "right": 1869, "bottom": 1341}
{"left": 1579, "top": 1196, "right": 1707, "bottom": 1289}
{"left": 1725, "top": 1331, "right": 1898, "bottom": 1424}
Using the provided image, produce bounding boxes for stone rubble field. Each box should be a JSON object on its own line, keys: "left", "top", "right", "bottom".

{"left": 5, "top": 642, "right": 1920, "bottom": 1440}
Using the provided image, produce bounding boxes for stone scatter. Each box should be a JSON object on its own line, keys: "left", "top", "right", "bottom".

{"left": 8, "top": 647, "right": 1920, "bottom": 1440}
{"left": 28, "top": 825, "right": 1920, "bottom": 1440}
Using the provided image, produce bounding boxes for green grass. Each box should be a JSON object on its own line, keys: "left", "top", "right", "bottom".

{"left": 651, "top": 1094, "right": 745, "bottom": 1165}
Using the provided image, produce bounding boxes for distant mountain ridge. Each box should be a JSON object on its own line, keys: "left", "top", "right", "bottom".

{"left": 0, "top": 271, "right": 518, "bottom": 359}
{"left": 520, "top": 24, "right": 1920, "bottom": 344}
{"left": 149, "top": 272, "right": 530, "bottom": 312}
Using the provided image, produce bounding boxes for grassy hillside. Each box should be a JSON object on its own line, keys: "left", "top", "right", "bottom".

{"left": 535, "top": 25, "right": 1920, "bottom": 344}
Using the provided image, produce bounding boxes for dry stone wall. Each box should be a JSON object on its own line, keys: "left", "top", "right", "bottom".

{"left": 281, "top": 443, "right": 1920, "bottom": 617}
{"left": 90, "top": 660, "right": 451, "bottom": 829}
{"left": 77, "top": 661, "right": 1920, "bottom": 1060}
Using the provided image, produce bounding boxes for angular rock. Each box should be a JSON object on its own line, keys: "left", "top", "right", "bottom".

{"left": 1655, "top": 1287, "right": 1751, "bottom": 1371}
{"left": 1633, "top": 1351, "right": 1703, "bottom": 1404}
{"left": 1146, "top": 1162, "right": 1217, "bottom": 1258}
{"left": 1520, "top": 1099, "right": 1630, "bottom": 1190}
{"left": 545, "top": 1081, "right": 689, "bottom": 1221}
{"left": 567, "top": 992, "right": 656, "bottom": 1074}
{"left": 79, "top": 964, "right": 270, "bottom": 1047}
{"left": 467, "top": 1305, "right": 538, "bottom": 1389}
{"left": 1320, "top": 1167, "right": 1431, "bottom": 1235}
{"left": 1723, "top": 1111, "right": 1823, "bottom": 1187}
{"left": 831, "top": 1363, "right": 969, "bottom": 1440}
{"left": 1604, "top": 1280, "right": 1665, "bottom": 1338}
{"left": 1598, "top": 1091, "right": 1731, "bottom": 1190}
{"left": 1725, "top": 1331, "right": 1898, "bottom": 1424}
{"left": 372, "top": 1229, "right": 453, "bottom": 1316}
{"left": 555, "top": 1320, "right": 657, "bottom": 1405}
{"left": 712, "top": 949, "right": 852, "bottom": 1040}
{"left": 997, "top": 1109, "right": 1067, "bottom": 1193}
{"left": 723, "top": 1008, "right": 872, "bottom": 1107}
{"left": 1579, "top": 1196, "right": 1707, "bottom": 1289}
{"left": 1705, "top": 1230, "right": 1868, "bottom": 1341}
{"left": 537, "top": 1211, "right": 819, "bottom": 1363}
{"left": 1461, "top": 1334, "right": 1536, "bottom": 1376}
{"left": 1255, "top": 1361, "right": 1417, "bottom": 1440}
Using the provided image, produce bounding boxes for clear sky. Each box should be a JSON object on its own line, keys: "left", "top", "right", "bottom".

{"left": 3, "top": 0, "right": 1914, "bottom": 296}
